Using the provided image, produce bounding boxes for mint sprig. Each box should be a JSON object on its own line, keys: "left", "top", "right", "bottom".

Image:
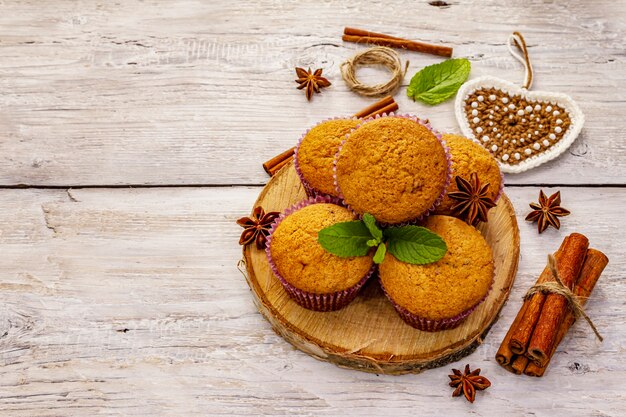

{"left": 317, "top": 220, "right": 372, "bottom": 257}
{"left": 373, "top": 242, "right": 387, "bottom": 264}
{"left": 407, "top": 58, "right": 471, "bottom": 105}
{"left": 317, "top": 213, "right": 447, "bottom": 265}
{"left": 384, "top": 226, "right": 447, "bottom": 264}
{"left": 362, "top": 213, "right": 382, "bottom": 242}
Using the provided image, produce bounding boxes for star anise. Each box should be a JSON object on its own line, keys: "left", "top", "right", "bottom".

{"left": 525, "top": 190, "right": 570, "bottom": 233}
{"left": 448, "top": 173, "right": 497, "bottom": 226}
{"left": 448, "top": 364, "right": 491, "bottom": 403}
{"left": 237, "top": 206, "right": 280, "bottom": 250}
{"left": 295, "top": 67, "right": 331, "bottom": 100}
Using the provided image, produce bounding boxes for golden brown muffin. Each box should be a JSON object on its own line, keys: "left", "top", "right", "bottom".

{"left": 436, "top": 134, "right": 502, "bottom": 215}
{"left": 379, "top": 215, "right": 493, "bottom": 322}
{"left": 335, "top": 116, "right": 449, "bottom": 224}
{"left": 295, "top": 118, "right": 361, "bottom": 196}
{"left": 269, "top": 203, "right": 373, "bottom": 294}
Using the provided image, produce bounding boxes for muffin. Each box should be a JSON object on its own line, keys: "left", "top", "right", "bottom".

{"left": 334, "top": 115, "right": 451, "bottom": 224}
{"left": 379, "top": 215, "right": 494, "bottom": 331}
{"left": 295, "top": 118, "right": 361, "bottom": 197}
{"left": 435, "top": 134, "right": 503, "bottom": 215}
{"left": 266, "top": 197, "right": 375, "bottom": 311}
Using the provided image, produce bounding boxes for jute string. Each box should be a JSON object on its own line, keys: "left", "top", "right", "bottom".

{"left": 340, "top": 46, "right": 408, "bottom": 97}
{"left": 524, "top": 254, "right": 603, "bottom": 341}
{"left": 507, "top": 31, "right": 534, "bottom": 90}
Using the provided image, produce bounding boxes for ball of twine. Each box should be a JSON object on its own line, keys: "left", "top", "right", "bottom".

{"left": 340, "top": 46, "right": 409, "bottom": 97}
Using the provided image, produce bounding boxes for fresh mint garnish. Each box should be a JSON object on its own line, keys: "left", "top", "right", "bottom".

{"left": 317, "top": 220, "right": 372, "bottom": 257}
{"left": 362, "top": 213, "right": 383, "bottom": 242}
{"left": 384, "top": 226, "right": 447, "bottom": 264}
{"left": 317, "top": 213, "right": 447, "bottom": 265}
{"left": 367, "top": 239, "right": 379, "bottom": 247}
{"left": 407, "top": 58, "right": 471, "bottom": 105}
{"left": 373, "top": 242, "right": 387, "bottom": 264}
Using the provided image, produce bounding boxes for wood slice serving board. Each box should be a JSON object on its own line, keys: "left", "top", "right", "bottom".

{"left": 242, "top": 162, "right": 520, "bottom": 375}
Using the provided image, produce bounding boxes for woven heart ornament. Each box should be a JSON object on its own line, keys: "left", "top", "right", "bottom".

{"left": 455, "top": 33, "right": 584, "bottom": 174}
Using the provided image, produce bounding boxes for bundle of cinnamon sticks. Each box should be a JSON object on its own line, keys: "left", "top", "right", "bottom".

{"left": 262, "top": 96, "right": 399, "bottom": 176}
{"left": 496, "top": 233, "right": 608, "bottom": 377}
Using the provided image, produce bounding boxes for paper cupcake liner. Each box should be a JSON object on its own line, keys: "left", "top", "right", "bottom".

{"left": 276, "top": 264, "right": 375, "bottom": 312}
{"left": 265, "top": 195, "right": 374, "bottom": 312}
{"left": 333, "top": 113, "right": 453, "bottom": 226}
{"left": 294, "top": 116, "right": 359, "bottom": 198}
{"left": 381, "top": 281, "right": 489, "bottom": 331}
{"left": 380, "top": 266, "right": 495, "bottom": 332}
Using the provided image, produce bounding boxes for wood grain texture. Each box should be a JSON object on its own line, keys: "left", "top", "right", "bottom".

{"left": 243, "top": 163, "right": 520, "bottom": 374}
{"left": 0, "top": 0, "right": 624, "bottom": 186}
{"left": 0, "top": 186, "right": 623, "bottom": 416}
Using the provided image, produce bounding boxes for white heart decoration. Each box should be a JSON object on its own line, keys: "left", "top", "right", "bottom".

{"left": 455, "top": 76, "right": 584, "bottom": 174}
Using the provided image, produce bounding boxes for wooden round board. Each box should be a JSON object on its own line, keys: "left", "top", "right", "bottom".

{"left": 242, "top": 161, "right": 520, "bottom": 375}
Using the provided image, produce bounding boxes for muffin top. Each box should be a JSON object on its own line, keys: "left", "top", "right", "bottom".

{"left": 269, "top": 203, "right": 373, "bottom": 293}
{"left": 335, "top": 116, "right": 449, "bottom": 224}
{"left": 296, "top": 118, "right": 361, "bottom": 197}
{"left": 435, "top": 134, "right": 502, "bottom": 215}
{"left": 379, "top": 215, "right": 493, "bottom": 321}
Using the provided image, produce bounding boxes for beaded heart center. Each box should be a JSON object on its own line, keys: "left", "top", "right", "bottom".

{"left": 463, "top": 88, "right": 571, "bottom": 164}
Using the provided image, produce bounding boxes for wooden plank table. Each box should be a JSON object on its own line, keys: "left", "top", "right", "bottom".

{"left": 0, "top": 1, "right": 624, "bottom": 415}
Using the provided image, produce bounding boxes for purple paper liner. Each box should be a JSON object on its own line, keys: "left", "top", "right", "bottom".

{"left": 379, "top": 264, "right": 495, "bottom": 332}
{"left": 265, "top": 195, "right": 375, "bottom": 312}
{"left": 293, "top": 116, "right": 359, "bottom": 198}
{"left": 333, "top": 113, "right": 453, "bottom": 226}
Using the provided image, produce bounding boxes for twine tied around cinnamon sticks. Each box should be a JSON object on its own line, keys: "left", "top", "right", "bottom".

{"left": 496, "top": 234, "right": 608, "bottom": 377}
{"left": 524, "top": 254, "right": 603, "bottom": 342}
{"left": 340, "top": 47, "right": 409, "bottom": 97}
{"left": 507, "top": 31, "right": 534, "bottom": 90}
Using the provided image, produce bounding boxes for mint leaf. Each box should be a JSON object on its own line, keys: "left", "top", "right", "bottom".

{"left": 362, "top": 213, "right": 382, "bottom": 242}
{"left": 407, "top": 58, "right": 471, "bottom": 105}
{"left": 384, "top": 226, "right": 447, "bottom": 264}
{"left": 318, "top": 220, "right": 373, "bottom": 258}
{"left": 366, "top": 239, "right": 379, "bottom": 247}
{"left": 373, "top": 243, "right": 386, "bottom": 264}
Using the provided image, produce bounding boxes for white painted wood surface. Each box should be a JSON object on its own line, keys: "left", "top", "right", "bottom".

{"left": 0, "top": 0, "right": 624, "bottom": 186}
{"left": 0, "top": 1, "right": 624, "bottom": 416}
{"left": 0, "top": 187, "right": 624, "bottom": 416}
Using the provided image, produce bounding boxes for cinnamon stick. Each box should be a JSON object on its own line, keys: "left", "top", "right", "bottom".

{"left": 503, "top": 236, "right": 570, "bottom": 358}
{"left": 263, "top": 147, "right": 295, "bottom": 175}
{"left": 369, "top": 102, "right": 399, "bottom": 118}
{"left": 344, "top": 27, "right": 404, "bottom": 40}
{"left": 511, "top": 355, "right": 529, "bottom": 375}
{"left": 496, "top": 302, "right": 529, "bottom": 367}
{"left": 353, "top": 96, "right": 395, "bottom": 118}
{"left": 509, "top": 266, "right": 553, "bottom": 354}
{"left": 526, "top": 233, "right": 590, "bottom": 367}
{"left": 357, "top": 95, "right": 397, "bottom": 118}
{"left": 524, "top": 249, "right": 608, "bottom": 377}
{"left": 267, "top": 156, "right": 291, "bottom": 176}
{"left": 262, "top": 96, "right": 397, "bottom": 176}
{"left": 501, "top": 359, "right": 517, "bottom": 374}
{"left": 342, "top": 28, "right": 453, "bottom": 57}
